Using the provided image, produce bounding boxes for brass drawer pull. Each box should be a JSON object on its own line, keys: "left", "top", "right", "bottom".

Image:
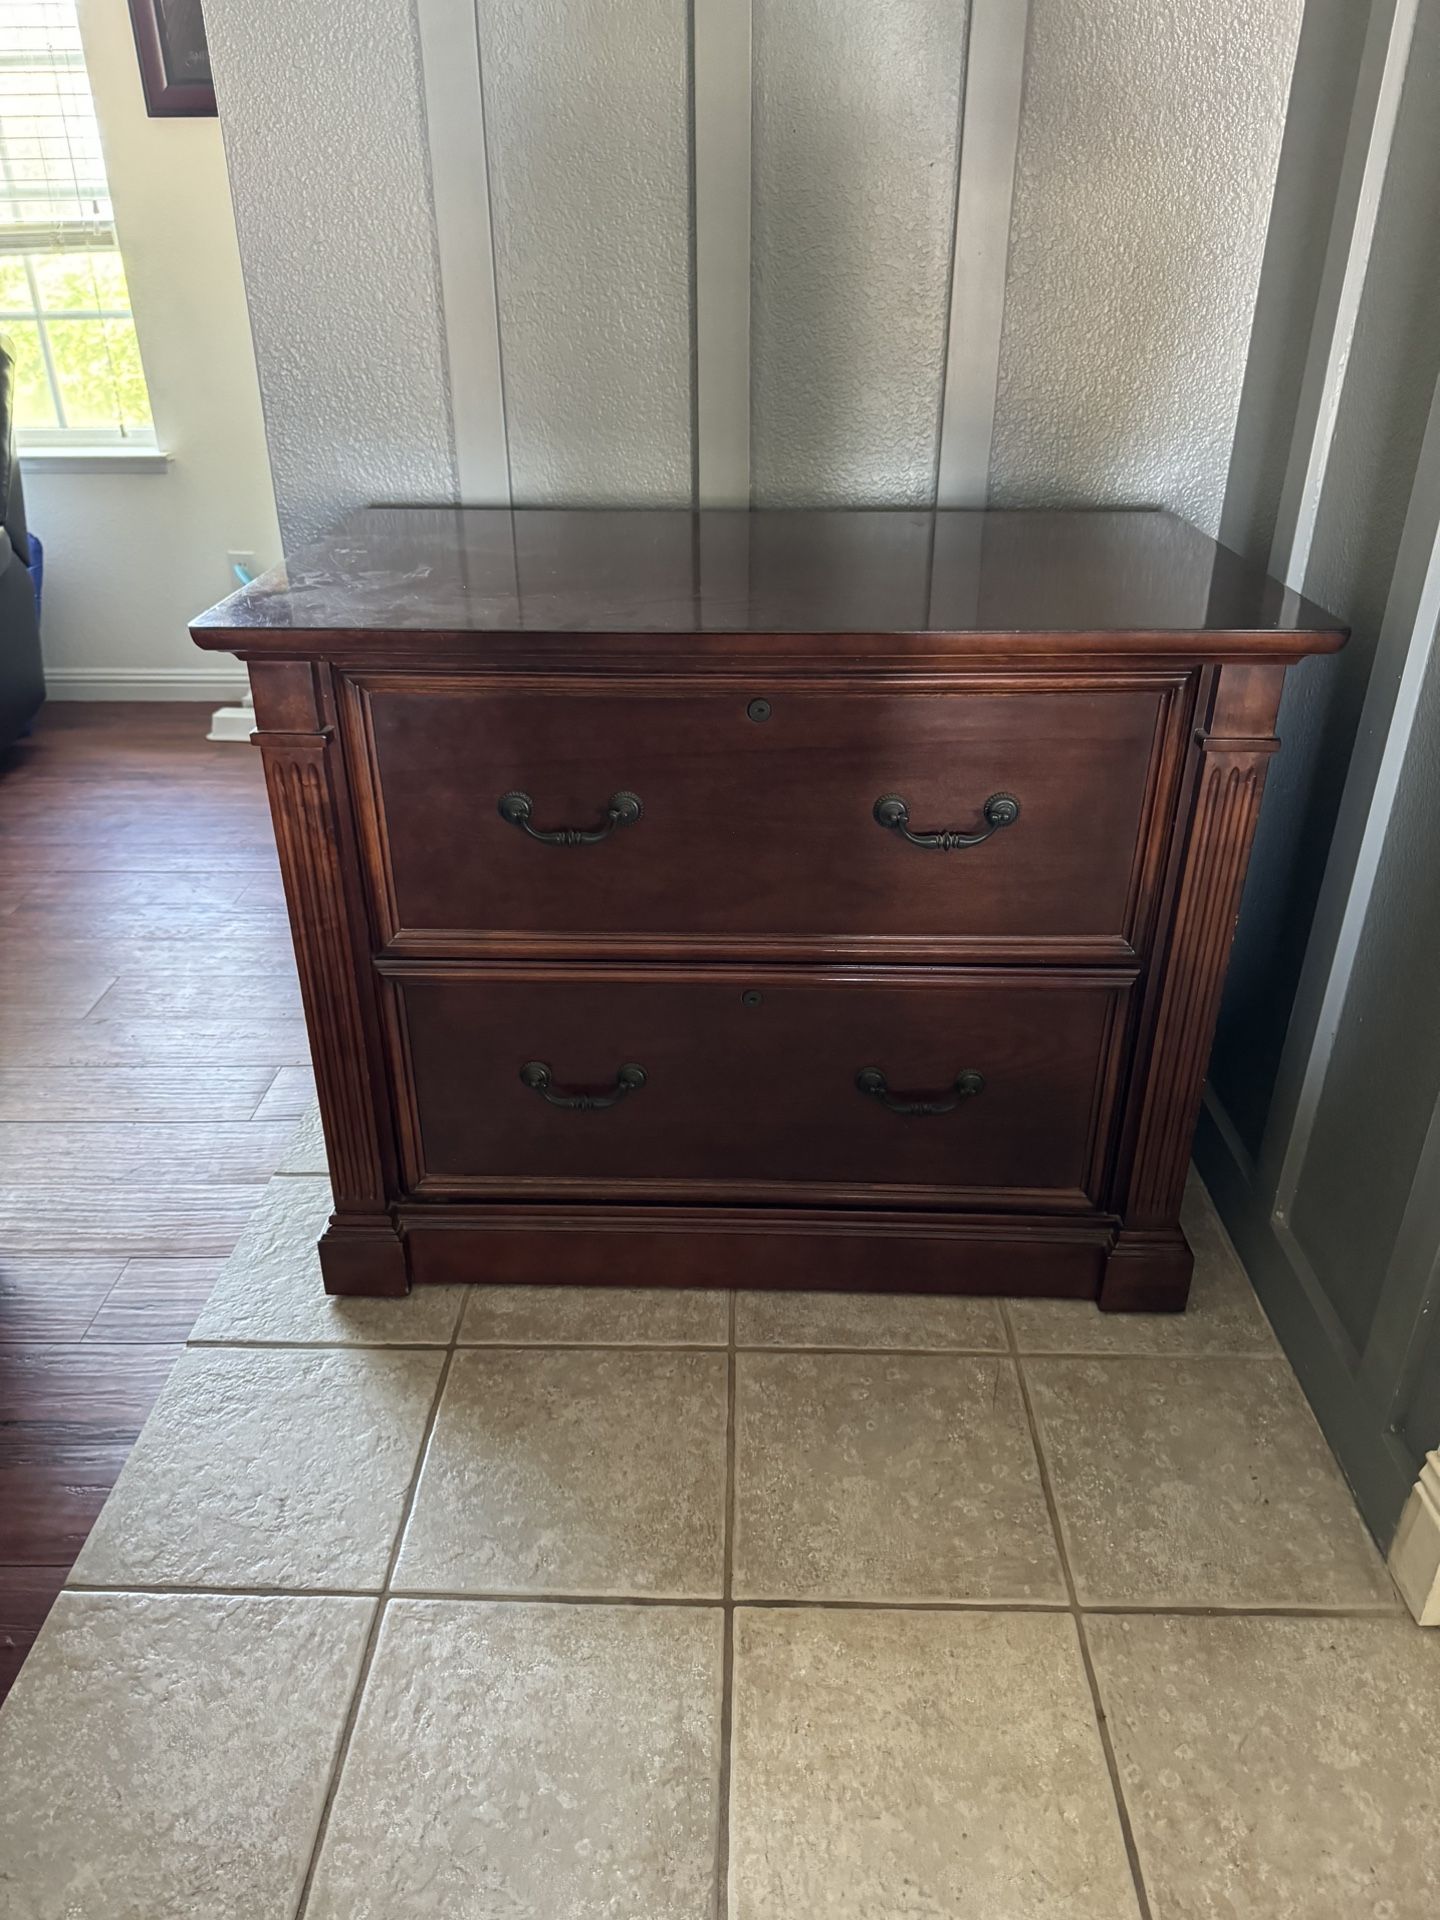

{"left": 856, "top": 1066, "right": 985, "bottom": 1116}
{"left": 520, "top": 1060, "right": 647, "bottom": 1111}
{"left": 873, "top": 791, "right": 1019, "bottom": 850}
{"left": 499, "top": 789, "right": 642, "bottom": 845}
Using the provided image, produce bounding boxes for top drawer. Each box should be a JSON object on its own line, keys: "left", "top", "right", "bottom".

{"left": 345, "top": 674, "right": 1187, "bottom": 959}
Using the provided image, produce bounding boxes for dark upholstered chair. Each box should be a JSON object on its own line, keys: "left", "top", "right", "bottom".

{"left": 0, "top": 335, "right": 45, "bottom": 749}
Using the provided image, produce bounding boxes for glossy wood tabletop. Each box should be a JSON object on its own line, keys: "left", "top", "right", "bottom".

{"left": 192, "top": 507, "right": 1345, "bottom": 650}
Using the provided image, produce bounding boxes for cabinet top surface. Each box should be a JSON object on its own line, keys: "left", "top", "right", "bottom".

{"left": 192, "top": 507, "right": 1345, "bottom": 651}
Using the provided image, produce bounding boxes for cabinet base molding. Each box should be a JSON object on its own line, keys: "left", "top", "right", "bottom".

{"left": 318, "top": 1216, "right": 409, "bottom": 1298}
{"left": 1097, "top": 1228, "right": 1194, "bottom": 1314}
{"left": 1389, "top": 1453, "right": 1440, "bottom": 1626}
{"left": 318, "top": 1203, "right": 1124, "bottom": 1298}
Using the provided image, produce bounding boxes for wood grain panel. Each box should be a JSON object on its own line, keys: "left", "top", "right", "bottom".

{"left": 257, "top": 717, "right": 386, "bottom": 1202}
{"left": 86, "top": 975, "right": 304, "bottom": 1022}
{"left": 0, "top": 1260, "right": 123, "bottom": 1344}
{"left": 404, "top": 1204, "right": 1110, "bottom": 1297}
{"left": 351, "top": 673, "right": 1183, "bottom": 960}
{"left": 0, "top": 1566, "right": 65, "bottom": 1697}
{"left": 251, "top": 1064, "right": 318, "bottom": 1122}
{"left": 0, "top": 1186, "right": 268, "bottom": 1256}
{"left": 396, "top": 965, "right": 1130, "bottom": 1208}
{"left": 1, "top": 1344, "right": 180, "bottom": 1437}
{"left": 0, "top": 1124, "right": 299, "bottom": 1181}
{"left": 0, "top": 705, "right": 303, "bottom": 1697}
{"left": 0, "top": 1020, "right": 312, "bottom": 1069}
{"left": 0, "top": 1453, "right": 141, "bottom": 1566}
{"left": 85, "top": 1261, "right": 226, "bottom": 1344}
{"left": 0, "top": 1069, "right": 279, "bottom": 1123}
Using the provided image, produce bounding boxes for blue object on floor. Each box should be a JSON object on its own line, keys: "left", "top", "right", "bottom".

{"left": 25, "top": 528, "right": 42, "bottom": 620}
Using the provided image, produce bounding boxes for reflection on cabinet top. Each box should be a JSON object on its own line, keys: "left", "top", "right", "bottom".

{"left": 191, "top": 507, "right": 1346, "bottom": 657}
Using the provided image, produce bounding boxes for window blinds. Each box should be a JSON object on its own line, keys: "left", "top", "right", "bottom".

{"left": 0, "top": 1, "right": 115, "bottom": 256}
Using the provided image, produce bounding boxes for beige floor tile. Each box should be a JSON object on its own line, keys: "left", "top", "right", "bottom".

{"left": 307, "top": 1600, "right": 723, "bottom": 1920}
{"left": 188, "top": 1176, "right": 464, "bottom": 1346}
{"left": 276, "top": 1100, "right": 327, "bottom": 1176}
{"left": 733, "top": 1353, "right": 1064, "bottom": 1602}
{"left": 1009, "top": 1177, "right": 1277, "bottom": 1355}
{"left": 459, "top": 1284, "right": 729, "bottom": 1346}
{"left": 1025, "top": 1357, "right": 1397, "bottom": 1608}
{"left": 0, "top": 1590, "right": 373, "bottom": 1920}
{"left": 730, "top": 1608, "right": 1140, "bottom": 1920}
{"left": 1088, "top": 1614, "right": 1440, "bottom": 1918}
{"left": 394, "top": 1348, "right": 728, "bottom": 1597}
{"left": 70, "top": 1346, "right": 443, "bottom": 1591}
{"left": 736, "top": 1289, "right": 1006, "bottom": 1351}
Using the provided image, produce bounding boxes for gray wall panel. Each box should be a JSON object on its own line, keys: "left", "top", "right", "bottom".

{"left": 1212, "top": 0, "right": 1440, "bottom": 1155}
{"left": 1289, "top": 637, "right": 1440, "bottom": 1353}
{"left": 1219, "top": 0, "right": 1370, "bottom": 569}
{"left": 750, "top": 0, "right": 970, "bottom": 508}
{"left": 477, "top": 0, "right": 693, "bottom": 505}
{"left": 203, "top": 0, "right": 457, "bottom": 547}
{"left": 989, "top": 0, "right": 1305, "bottom": 534}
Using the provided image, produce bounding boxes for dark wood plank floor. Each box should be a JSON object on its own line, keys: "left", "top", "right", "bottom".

{"left": 0, "top": 705, "right": 310, "bottom": 1700}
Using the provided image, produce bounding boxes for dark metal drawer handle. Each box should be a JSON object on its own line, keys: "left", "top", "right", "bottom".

{"left": 520, "top": 1060, "right": 647, "bottom": 1111}
{"left": 499, "top": 790, "right": 642, "bottom": 845}
{"left": 856, "top": 1066, "right": 985, "bottom": 1116}
{"left": 873, "top": 791, "right": 1019, "bottom": 850}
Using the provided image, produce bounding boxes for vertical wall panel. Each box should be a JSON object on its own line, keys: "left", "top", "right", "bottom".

{"left": 1212, "top": 0, "right": 1440, "bottom": 1156}
{"left": 1288, "top": 636, "right": 1440, "bottom": 1353}
{"left": 750, "top": 0, "right": 970, "bottom": 507}
{"left": 477, "top": 0, "right": 692, "bottom": 505}
{"left": 204, "top": 0, "right": 457, "bottom": 547}
{"left": 989, "top": 0, "right": 1305, "bottom": 534}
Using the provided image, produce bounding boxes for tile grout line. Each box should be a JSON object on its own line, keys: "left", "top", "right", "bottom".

{"left": 61, "top": 1578, "right": 1399, "bottom": 1620}
{"left": 289, "top": 1317, "right": 461, "bottom": 1920}
{"left": 713, "top": 1289, "right": 739, "bottom": 1920}
{"left": 1003, "top": 1302, "right": 1156, "bottom": 1920}
{"left": 182, "top": 1328, "right": 1280, "bottom": 1362}
{"left": 59, "top": 1578, "right": 1077, "bottom": 1611}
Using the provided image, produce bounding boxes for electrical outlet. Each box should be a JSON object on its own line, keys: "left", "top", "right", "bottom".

{"left": 227, "top": 550, "right": 259, "bottom": 589}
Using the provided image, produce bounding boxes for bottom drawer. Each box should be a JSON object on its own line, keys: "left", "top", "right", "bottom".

{"left": 394, "top": 967, "right": 1130, "bottom": 1209}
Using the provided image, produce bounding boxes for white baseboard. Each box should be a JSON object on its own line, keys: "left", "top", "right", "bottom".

{"left": 207, "top": 697, "right": 256, "bottom": 743}
{"left": 43, "top": 668, "right": 249, "bottom": 703}
{"left": 1389, "top": 1452, "right": 1440, "bottom": 1625}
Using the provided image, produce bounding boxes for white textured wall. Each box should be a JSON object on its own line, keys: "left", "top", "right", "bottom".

{"left": 990, "top": 0, "right": 1306, "bottom": 534}
{"left": 203, "top": 0, "right": 1312, "bottom": 538}
{"left": 203, "top": 0, "right": 456, "bottom": 546}
{"left": 750, "top": 0, "right": 969, "bottom": 507}
{"left": 478, "top": 0, "right": 692, "bottom": 504}
{"left": 24, "top": 0, "right": 278, "bottom": 696}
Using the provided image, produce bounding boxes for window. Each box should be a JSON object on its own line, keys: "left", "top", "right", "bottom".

{"left": 0, "top": 1, "right": 154, "bottom": 444}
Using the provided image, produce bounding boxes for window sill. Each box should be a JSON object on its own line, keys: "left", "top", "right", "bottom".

{"left": 19, "top": 444, "right": 171, "bottom": 475}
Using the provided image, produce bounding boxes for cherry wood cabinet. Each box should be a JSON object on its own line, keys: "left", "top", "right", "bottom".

{"left": 192, "top": 507, "right": 1345, "bottom": 1309}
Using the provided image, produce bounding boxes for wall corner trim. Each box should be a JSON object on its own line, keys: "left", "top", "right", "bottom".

{"left": 935, "top": 0, "right": 1029, "bottom": 509}
{"left": 416, "top": 0, "right": 511, "bottom": 505}
{"left": 1389, "top": 1453, "right": 1440, "bottom": 1625}
{"left": 1268, "top": 0, "right": 1420, "bottom": 589}
{"left": 692, "top": 0, "right": 752, "bottom": 507}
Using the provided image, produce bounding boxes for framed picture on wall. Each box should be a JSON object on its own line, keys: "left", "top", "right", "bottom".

{"left": 128, "top": 0, "right": 216, "bottom": 118}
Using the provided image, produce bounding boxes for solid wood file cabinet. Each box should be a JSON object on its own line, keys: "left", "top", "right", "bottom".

{"left": 192, "top": 507, "right": 1344, "bottom": 1309}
